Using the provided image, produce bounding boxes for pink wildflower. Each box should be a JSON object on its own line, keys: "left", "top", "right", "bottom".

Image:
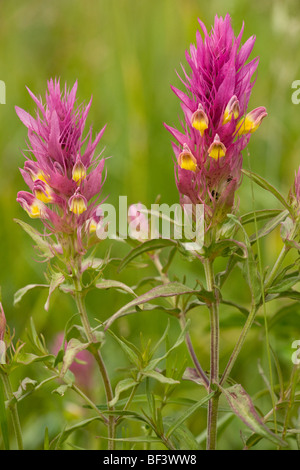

{"left": 165, "top": 14, "right": 267, "bottom": 227}
{"left": 16, "top": 79, "right": 106, "bottom": 254}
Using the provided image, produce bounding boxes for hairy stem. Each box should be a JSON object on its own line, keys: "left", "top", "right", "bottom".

{"left": 73, "top": 276, "right": 115, "bottom": 450}
{"left": 179, "top": 314, "right": 209, "bottom": 390}
{"left": 204, "top": 258, "right": 220, "bottom": 450}
{"left": 1, "top": 371, "right": 23, "bottom": 450}
{"left": 154, "top": 253, "right": 209, "bottom": 389}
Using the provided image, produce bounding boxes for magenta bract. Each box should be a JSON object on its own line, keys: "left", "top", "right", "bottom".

{"left": 16, "top": 79, "right": 106, "bottom": 252}
{"left": 165, "top": 14, "right": 267, "bottom": 227}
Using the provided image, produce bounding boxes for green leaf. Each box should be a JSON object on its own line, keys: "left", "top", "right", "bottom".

{"left": 249, "top": 210, "right": 289, "bottom": 244}
{"left": 95, "top": 279, "right": 136, "bottom": 297}
{"left": 109, "top": 378, "right": 138, "bottom": 407}
{"left": 118, "top": 239, "right": 178, "bottom": 272}
{"left": 26, "top": 317, "right": 45, "bottom": 352}
{"left": 60, "top": 338, "right": 90, "bottom": 377}
{"left": 144, "top": 320, "right": 190, "bottom": 371}
{"left": 166, "top": 420, "right": 200, "bottom": 450}
{"left": 268, "top": 303, "right": 300, "bottom": 330}
{"left": 81, "top": 257, "right": 104, "bottom": 272}
{"left": 280, "top": 216, "right": 294, "bottom": 241}
{"left": 266, "top": 290, "right": 300, "bottom": 303}
{"left": 105, "top": 282, "right": 208, "bottom": 329}
{"left": 107, "top": 330, "right": 140, "bottom": 367}
{"left": 220, "top": 384, "right": 287, "bottom": 447}
{"left": 100, "top": 435, "right": 163, "bottom": 444}
{"left": 220, "top": 299, "right": 250, "bottom": 318}
{"left": 14, "top": 284, "right": 48, "bottom": 306}
{"left": 142, "top": 370, "right": 179, "bottom": 385}
{"left": 14, "top": 218, "right": 54, "bottom": 258}
{"left": 50, "top": 417, "right": 103, "bottom": 449}
{"left": 14, "top": 351, "right": 54, "bottom": 365}
{"left": 52, "top": 384, "right": 72, "bottom": 397}
{"left": 13, "top": 377, "right": 38, "bottom": 400}
{"left": 242, "top": 170, "right": 292, "bottom": 215}
{"left": 165, "top": 392, "right": 214, "bottom": 438}
{"left": 182, "top": 367, "right": 209, "bottom": 387}
{"left": 123, "top": 303, "right": 181, "bottom": 317}
{"left": 205, "top": 238, "right": 247, "bottom": 260}
{"left": 241, "top": 209, "right": 284, "bottom": 225}
{"left": 0, "top": 376, "right": 9, "bottom": 449}
{"left": 267, "top": 275, "right": 300, "bottom": 294}
{"left": 44, "top": 272, "right": 65, "bottom": 311}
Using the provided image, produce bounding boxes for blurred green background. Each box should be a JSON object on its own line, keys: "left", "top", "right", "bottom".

{"left": 0, "top": 0, "right": 299, "bottom": 450}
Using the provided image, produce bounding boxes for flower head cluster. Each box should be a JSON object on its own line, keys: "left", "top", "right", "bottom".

{"left": 165, "top": 14, "right": 267, "bottom": 228}
{"left": 16, "top": 79, "right": 106, "bottom": 254}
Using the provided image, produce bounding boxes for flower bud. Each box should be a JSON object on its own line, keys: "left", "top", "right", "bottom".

{"left": 191, "top": 104, "right": 209, "bottom": 136}
{"left": 208, "top": 134, "right": 227, "bottom": 159}
{"left": 222, "top": 95, "right": 240, "bottom": 124}
{"left": 72, "top": 156, "right": 87, "bottom": 183}
{"left": 237, "top": 106, "right": 267, "bottom": 135}
{"left": 68, "top": 190, "right": 87, "bottom": 215}
{"left": 33, "top": 180, "right": 53, "bottom": 204}
{"left": 178, "top": 144, "right": 198, "bottom": 172}
{"left": 24, "top": 161, "right": 48, "bottom": 183}
{"left": 17, "top": 191, "right": 47, "bottom": 219}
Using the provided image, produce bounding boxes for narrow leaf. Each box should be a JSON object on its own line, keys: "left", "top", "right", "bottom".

{"left": 95, "top": 279, "right": 136, "bottom": 297}
{"left": 118, "top": 239, "right": 177, "bottom": 272}
{"left": 105, "top": 282, "right": 205, "bottom": 329}
{"left": 166, "top": 392, "right": 214, "bottom": 438}
{"left": 60, "top": 339, "right": 90, "bottom": 377}
{"left": 242, "top": 170, "right": 292, "bottom": 215}
{"left": 45, "top": 273, "right": 65, "bottom": 311}
{"left": 220, "top": 384, "right": 287, "bottom": 447}
{"left": 142, "top": 370, "right": 179, "bottom": 385}
{"left": 14, "top": 219, "right": 54, "bottom": 258}
{"left": 249, "top": 210, "right": 289, "bottom": 244}
{"left": 241, "top": 209, "right": 284, "bottom": 225}
{"left": 109, "top": 378, "right": 138, "bottom": 407}
{"left": 14, "top": 284, "right": 48, "bottom": 306}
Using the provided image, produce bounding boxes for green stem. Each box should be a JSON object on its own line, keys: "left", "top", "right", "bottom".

{"left": 220, "top": 304, "right": 258, "bottom": 386}
{"left": 73, "top": 277, "right": 115, "bottom": 450}
{"left": 264, "top": 245, "right": 290, "bottom": 290}
{"left": 282, "top": 365, "right": 299, "bottom": 442}
{"left": 71, "top": 383, "right": 108, "bottom": 425}
{"left": 221, "top": 232, "right": 294, "bottom": 387}
{"left": 1, "top": 372, "right": 23, "bottom": 450}
{"left": 204, "top": 258, "right": 220, "bottom": 450}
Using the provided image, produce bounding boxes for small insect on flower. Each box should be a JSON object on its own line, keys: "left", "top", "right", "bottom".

{"left": 16, "top": 79, "right": 107, "bottom": 255}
